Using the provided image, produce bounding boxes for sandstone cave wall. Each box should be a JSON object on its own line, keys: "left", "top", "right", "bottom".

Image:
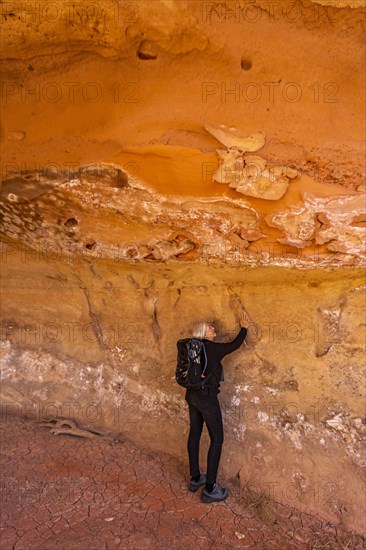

{"left": 1, "top": 246, "right": 365, "bottom": 533}
{"left": 1, "top": 0, "right": 365, "bottom": 538}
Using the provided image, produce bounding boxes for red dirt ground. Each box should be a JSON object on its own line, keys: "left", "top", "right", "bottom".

{"left": 0, "top": 414, "right": 364, "bottom": 550}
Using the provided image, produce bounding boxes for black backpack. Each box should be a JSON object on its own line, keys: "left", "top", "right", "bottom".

{"left": 175, "top": 338, "right": 209, "bottom": 389}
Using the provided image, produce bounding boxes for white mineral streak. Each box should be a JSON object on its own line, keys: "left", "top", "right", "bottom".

{"left": 323, "top": 411, "right": 366, "bottom": 467}
{"left": 292, "top": 472, "right": 308, "bottom": 491}
{"left": 321, "top": 308, "right": 342, "bottom": 322}
{"left": 141, "top": 388, "right": 185, "bottom": 418}
{"left": 266, "top": 206, "right": 316, "bottom": 248}
{"left": 205, "top": 125, "right": 298, "bottom": 200}
{"left": 232, "top": 425, "right": 246, "bottom": 441}
{"left": 0, "top": 340, "right": 184, "bottom": 421}
{"left": 265, "top": 387, "right": 280, "bottom": 395}
{"left": 2, "top": 342, "right": 364, "bottom": 462}
{"left": 326, "top": 414, "right": 343, "bottom": 429}
{"left": 266, "top": 193, "right": 366, "bottom": 256}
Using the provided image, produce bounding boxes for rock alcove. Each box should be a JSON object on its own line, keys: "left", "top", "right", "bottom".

{"left": 0, "top": 0, "right": 365, "bottom": 538}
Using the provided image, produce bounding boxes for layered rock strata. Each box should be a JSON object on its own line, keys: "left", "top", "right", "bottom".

{"left": 1, "top": 162, "right": 365, "bottom": 267}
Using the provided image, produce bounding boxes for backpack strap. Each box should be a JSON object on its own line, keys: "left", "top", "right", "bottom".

{"left": 201, "top": 343, "right": 208, "bottom": 376}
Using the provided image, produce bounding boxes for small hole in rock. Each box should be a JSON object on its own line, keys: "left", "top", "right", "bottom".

{"left": 64, "top": 218, "right": 78, "bottom": 227}
{"left": 137, "top": 51, "right": 157, "bottom": 60}
{"left": 85, "top": 242, "right": 96, "bottom": 250}
{"left": 137, "top": 40, "right": 158, "bottom": 60}
{"left": 241, "top": 57, "right": 252, "bottom": 71}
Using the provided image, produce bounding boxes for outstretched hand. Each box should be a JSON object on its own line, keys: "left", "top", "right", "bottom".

{"left": 239, "top": 310, "right": 252, "bottom": 329}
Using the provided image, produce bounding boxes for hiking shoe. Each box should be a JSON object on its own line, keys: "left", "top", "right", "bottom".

{"left": 188, "top": 474, "right": 206, "bottom": 492}
{"left": 202, "top": 484, "right": 229, "bottom": 503}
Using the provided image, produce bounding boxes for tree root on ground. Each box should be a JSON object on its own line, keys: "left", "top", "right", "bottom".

{"left": 38, "top": 417, "right": 104, "bottom": 439}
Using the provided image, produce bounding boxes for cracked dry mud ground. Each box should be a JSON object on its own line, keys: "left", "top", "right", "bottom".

{"left": 0, "top": 415, "right": 364, "bottom": 550}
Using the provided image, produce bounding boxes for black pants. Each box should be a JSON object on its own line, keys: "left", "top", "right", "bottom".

{"left": 185, "top": 386, "right": 224, "bottom": 486}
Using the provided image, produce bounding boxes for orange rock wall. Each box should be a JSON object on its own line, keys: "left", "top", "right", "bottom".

{"left": 1, "top": 0, "right": 365, "bottom": 535}
{"left": 1, "top": 249, "right": 365, "bottom": 532}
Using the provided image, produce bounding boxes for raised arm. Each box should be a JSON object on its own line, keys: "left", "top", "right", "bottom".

{"left": 213, "top": 327, "right": 247, "bottom": 358}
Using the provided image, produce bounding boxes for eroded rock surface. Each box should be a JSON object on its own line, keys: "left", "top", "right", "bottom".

{"left": 0, "top": 164, "right": 262, "bottom": 263}
{"left": 1, "top": 163, "right": 364, "bottom": 267}
{"left": 266, "top": 193, "right": 366, "bottom": 257}
{"left": 207, "top": 125, "right": 299, "bottom": 200}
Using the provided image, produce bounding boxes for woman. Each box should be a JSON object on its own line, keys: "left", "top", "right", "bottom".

{"left": 185, "top": 311, "right": 252, "bottom": 503}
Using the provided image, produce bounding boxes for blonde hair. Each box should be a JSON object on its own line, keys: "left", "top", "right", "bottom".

{"left": 192, "top": 322, "right": 208, "bottom": 339}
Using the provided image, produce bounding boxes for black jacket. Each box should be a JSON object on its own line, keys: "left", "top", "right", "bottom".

{"left": 201, "top": 327, "right": 247, "bottom": 391}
